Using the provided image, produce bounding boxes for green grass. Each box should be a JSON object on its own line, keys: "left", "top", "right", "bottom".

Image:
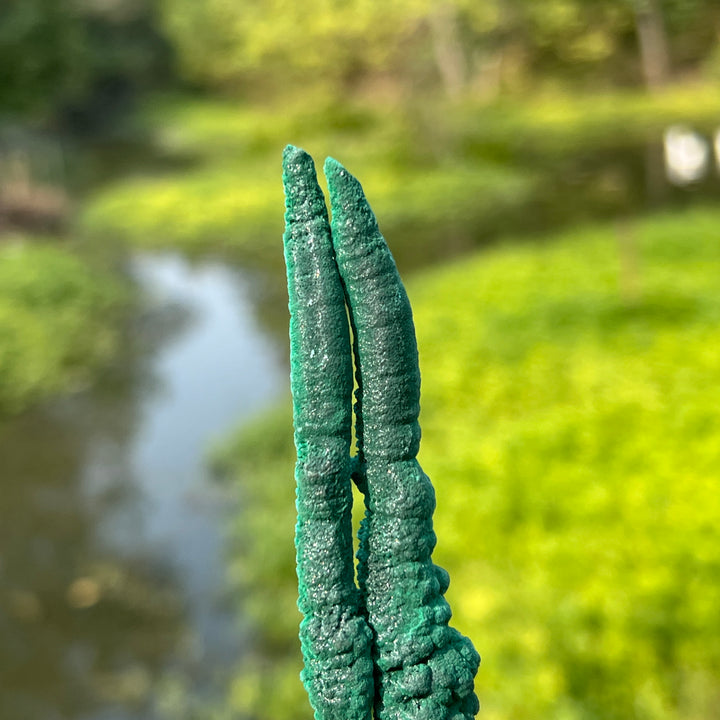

{"left": 80, "top": 156, "right": 532, "bottom": 261}
{"left": 143, "top": 84, "right": 720, "bottom": 161}
{"left": 452, "top": 82, "right": 720, "bottom": 156}
{"left": 0, "top": 240, "right": 128, "bottom": 416}
{"left": 213, "top": 206, "right": 720, "bottom": 720}
{"left": 80, "top": 82, "right": 720, "bottom": 259}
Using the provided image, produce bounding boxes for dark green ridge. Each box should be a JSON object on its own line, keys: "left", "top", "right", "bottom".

{"left": 283, "top": 145, "right": 352, "bottom": 451}
{"left": 324, "top": 155, "right": 421, "bottom": 464}
{"left": 324, "top": 156, "right": 480, "bottom": 720}
{"left": 282, "top": 145, "right": 374, "bottom": 720}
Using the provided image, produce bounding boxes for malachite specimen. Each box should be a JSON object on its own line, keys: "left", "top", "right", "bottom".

{"left": 282, "top": 145, "right": 480, "bottom": 720}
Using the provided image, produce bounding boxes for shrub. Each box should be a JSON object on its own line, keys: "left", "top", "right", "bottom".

{"left": 0, "top": 241, "right": 127, "bottom": 415}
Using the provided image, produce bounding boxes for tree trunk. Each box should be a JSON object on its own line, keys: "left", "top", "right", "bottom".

{"left": 634, "top": 0, "right": 671, "bottom": 90}
{"left": 429, "top": 5, "right": 467, "bottom": 99}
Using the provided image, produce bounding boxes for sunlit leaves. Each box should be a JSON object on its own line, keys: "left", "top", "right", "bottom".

{"left": 0, "top": 242, "right": 127, "bottom": 414}
{"left": 218, "top": 207, "right": 720, "bottom": 720}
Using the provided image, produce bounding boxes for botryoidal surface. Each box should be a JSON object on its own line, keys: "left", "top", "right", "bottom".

{"left": 282, "top": 145, "right": 480, "bottom": 720}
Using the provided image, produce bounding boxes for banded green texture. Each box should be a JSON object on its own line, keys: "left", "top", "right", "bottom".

{"left": 283, "top": 145, "right": 480, "bottom": 720}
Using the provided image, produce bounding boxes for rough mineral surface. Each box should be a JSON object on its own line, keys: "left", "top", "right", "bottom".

{"left": 282, "top": 145, "right": 479, "bottom": 720}
{"left": 283, "top": 146, "right": 374, "bottom": 720}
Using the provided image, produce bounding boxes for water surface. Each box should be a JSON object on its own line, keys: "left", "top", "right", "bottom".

{"left": 0, "top": 253, "right": 285, "bottom": 720}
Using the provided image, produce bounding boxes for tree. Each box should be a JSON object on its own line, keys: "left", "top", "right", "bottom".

{"left": 0, "top": 0, "right": 171, "bottom": 124}
{"left": 158, "top": 0, "right": 720, "bottom": 99}
{"left": 632, "top": 0, "right": 671, "bottom": 88}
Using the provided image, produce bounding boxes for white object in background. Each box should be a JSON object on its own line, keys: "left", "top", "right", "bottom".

{"left": 663, "top": 125, "right": 709, "bottom": 185}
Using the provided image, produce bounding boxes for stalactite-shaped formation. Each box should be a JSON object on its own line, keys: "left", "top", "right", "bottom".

{"left": 282, "top": 146, "right": 375, "bottom": 720}
{"left": 283, "top": 145, "right": 479, "bottom": 720}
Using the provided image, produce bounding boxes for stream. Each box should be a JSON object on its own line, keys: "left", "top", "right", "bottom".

{"left": 0, "top": 252, "right": 285, "bottom": 720}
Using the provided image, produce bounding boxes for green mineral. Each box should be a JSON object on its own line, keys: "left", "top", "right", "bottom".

{"left": 283, "top": 145, "right": 375, "bottom": 720}
{"left": 282, "top": 145, "right": 479, "bottom": 720}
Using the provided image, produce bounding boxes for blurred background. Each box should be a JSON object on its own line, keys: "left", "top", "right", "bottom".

{"left": 1, "top": 1, "right": 720, "bottom": 719}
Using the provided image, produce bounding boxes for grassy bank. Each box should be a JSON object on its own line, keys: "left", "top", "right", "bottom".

{"left": 0, "top": 240, "right": 128, "bottom": 416}
{"left": 213, "top": 206, "right": 720, "bottom": 720}
{"left": 80, "top": 84, "right": 720, "bottom": 262}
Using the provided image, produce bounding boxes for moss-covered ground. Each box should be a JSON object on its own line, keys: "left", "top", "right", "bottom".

{"left": 212, "top": 206, "right": 720, "bottom": 720}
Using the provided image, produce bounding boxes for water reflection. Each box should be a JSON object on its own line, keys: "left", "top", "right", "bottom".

{"left": 0, "top": 254, "right": 284, "bottom": 719}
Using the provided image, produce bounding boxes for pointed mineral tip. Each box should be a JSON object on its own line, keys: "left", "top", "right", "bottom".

{"left": 323, "top": 155, "right": 344, "bottom": 178}
{"left": 283, "top": 143, "right": 305, "bottom": 161}
{"left": 283, "top": 144, "right": 313, "bottom": 178}
{"left": 324, "top": 156, "right": 378, "bottom": 240}
{"left": 283, "top": 146, "right": 325, "bottom": 215}
{"left": 323, "top": 155, "right": 361, "bottom": 197}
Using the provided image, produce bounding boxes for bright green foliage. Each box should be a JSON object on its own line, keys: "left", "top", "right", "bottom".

{"left": 79, "top": 84, "right": 720, "bottom": 259}
{"left": 453, "top": 84, "right": 720, "bottom": 155}
{"left": 0, "top": 241, "right": 126, "bottom": 416}
{"left": 79, "top": 94, "right": 533, "bottom": 260}
{"left": 413, "top": 208, "right": 720, "bottom": 720}
{"left": 159, "top": 0, "right": 437, "bottom": 91}
{"left": 80, "top": 153, "right": 529, "bottom": 261}
{"left": 215, "top": 206, "right": 720, "bottom": 720}
{"left": 158, "top": 0, "right": 720, "bottom": 94}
